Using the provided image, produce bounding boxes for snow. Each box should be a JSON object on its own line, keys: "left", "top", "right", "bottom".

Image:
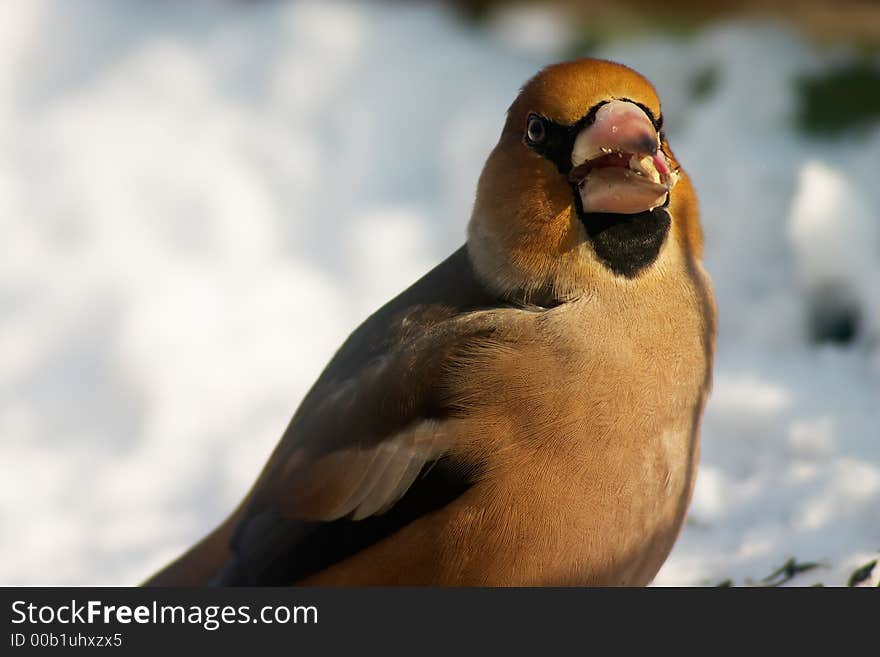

{"left": 1, "top": 0, "right": 878, "bottom": 587}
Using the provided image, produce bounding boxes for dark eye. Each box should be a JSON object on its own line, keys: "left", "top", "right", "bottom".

{"left": 526, "top": 115, "right": 547, "bottom": 145}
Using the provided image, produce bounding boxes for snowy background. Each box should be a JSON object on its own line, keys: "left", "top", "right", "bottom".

{"left": 1, "top": 0, "right": 878, "bottom": 586}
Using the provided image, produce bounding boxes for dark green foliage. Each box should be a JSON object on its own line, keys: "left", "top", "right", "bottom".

{"left": 691, "top": 65, "right": 720, "bottom": 101}
{"left": 847, "top": 559, "right": 877, "bottom": 587}
{"left": 797, "top": 62, "right": 880, "bottom": 136}
{"left": 716, "top": 555, "right": 880, "bottom": 587}
{"left": 761, "top": 557, "right": 823, "bottom": 586}
{"left": 565, "top": 32, "right": 603, "bottom": 60}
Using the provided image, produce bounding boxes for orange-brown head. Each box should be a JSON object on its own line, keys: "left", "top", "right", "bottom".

{"left": 468, "top": 58, "right": 703, "bottom": 303}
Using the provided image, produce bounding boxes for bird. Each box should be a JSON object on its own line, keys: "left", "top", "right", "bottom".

{"left": 144, "top": 58, "right": 716, "bottom": 587}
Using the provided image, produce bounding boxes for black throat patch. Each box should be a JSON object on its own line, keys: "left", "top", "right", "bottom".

{"left": 576, "top": 203, "right": 671, "bottom": 278}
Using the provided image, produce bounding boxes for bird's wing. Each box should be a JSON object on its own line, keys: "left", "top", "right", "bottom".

{"left": 141, "top": 246, "right": 504, "bottom": 587}
{"left": 199, "top": 246, "right": 516, "bottom": 585}
{"left": 212, "top": 311, "right": 501, "bottom": 585}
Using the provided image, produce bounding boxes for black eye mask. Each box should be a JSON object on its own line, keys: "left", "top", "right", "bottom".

{"left": 524, "top": 99, "right": 662, "bottom": 177}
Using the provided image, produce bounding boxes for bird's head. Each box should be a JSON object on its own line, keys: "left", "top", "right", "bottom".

{"left": 468, "top": 58, "right": 703, "bottom": 303}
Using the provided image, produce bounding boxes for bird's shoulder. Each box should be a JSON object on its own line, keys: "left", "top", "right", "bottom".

{"left": 319, "top": 245, "right": 501, "bottom": 382}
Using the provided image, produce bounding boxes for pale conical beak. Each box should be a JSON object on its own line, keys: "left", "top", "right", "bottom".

{"left": 569, "top": 100, "right": 678, "bottom": 215}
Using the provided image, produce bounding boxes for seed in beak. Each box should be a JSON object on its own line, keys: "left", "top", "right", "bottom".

{"left": 628, "top": 154, "right": 662, "bottom": 183}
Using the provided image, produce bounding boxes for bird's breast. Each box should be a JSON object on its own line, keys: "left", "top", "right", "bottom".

{"left": 458, "top": 276, "right": 711, "bottom": 584}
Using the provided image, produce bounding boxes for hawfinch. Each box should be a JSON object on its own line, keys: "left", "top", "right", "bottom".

{"left": 145, "top": 58, "right": 716, "bottom": 587}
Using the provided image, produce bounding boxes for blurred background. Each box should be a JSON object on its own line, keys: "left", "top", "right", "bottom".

{"left": 1, "top": 0, "right": 879, "bottom": 586}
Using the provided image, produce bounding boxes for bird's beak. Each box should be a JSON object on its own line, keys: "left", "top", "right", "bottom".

{"left": 568, "top": 100, "right": 678, "bottom": 215}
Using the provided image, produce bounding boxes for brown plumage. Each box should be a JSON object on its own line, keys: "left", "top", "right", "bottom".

{"left": 145, "top": 58, "right": 716, "bottom": 587}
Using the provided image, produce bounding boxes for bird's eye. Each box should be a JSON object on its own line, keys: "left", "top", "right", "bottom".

{"left": 526, "top": 115, "right": 547, "bottom": 145}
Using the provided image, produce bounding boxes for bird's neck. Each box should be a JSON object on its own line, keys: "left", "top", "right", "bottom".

{"left": 466, "top": 209, "right": 675, "bottom": 307}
